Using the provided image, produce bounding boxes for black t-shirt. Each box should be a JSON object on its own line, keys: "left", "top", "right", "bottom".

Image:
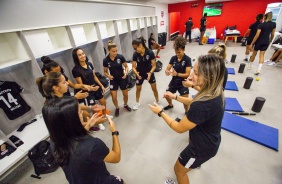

{"left": 185, "top": 21, "right": 193, "bottom": 31}
{"left": 148, "top": 37, "right": 155, "bottom": 49}
{"left": 103, "top": 54, "right": 126, "bottom": 80}
{"left": 200, "top": 17, "right": 206, "bottom": 28}
{"left": 169, "top": 54, "right": 192, "bottom": 86}
{"left": 54, "top": 135, "right": 120, "bottom": 184}
{"left": 248, "top": 21, "right": 261, "bottom": 40}
{"left": 256, "top": 21, "right": 276, "bottom": 45}
{"left": 186, "top": 95, "right": 224, "bottom": 158}
{"left": 132, "top": 49, "right": 155, "bottom": 77}
{"left": 72, "top": 62, "right": 96, "bottom": 85}
{"left": 0, "top": 81, "right": 31, "bottom": 120}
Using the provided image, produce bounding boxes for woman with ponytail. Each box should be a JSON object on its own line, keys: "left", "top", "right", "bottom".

{"left": 131, "top": 37, "right": 161, "bottom": 110}
{"left": 103, "top": 40, "right": 132, "bottom": 117}
{"left": 148, "top": 54, "right": 225, "bottom": 184}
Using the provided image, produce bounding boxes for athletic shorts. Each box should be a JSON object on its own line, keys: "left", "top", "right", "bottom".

{"left": 254, "top": 43, "right": 268, "bottom": 51}
{"left": 108, "top": 175, "right": 124, "bottom": 184}
{"left": 136, "top": 73, "right": 156, "bottom": 85}
{"left": 200, "top": 27, "right": 206, "bottom": 32}
{"left": 178, "top": 146, "right": 211, "bottom": 169}
{"left": 246, "top": 38, "right": 253, "bottom": 45}
{"left": 109, "top": 78, "right": 127, "bottom": 91}
{"left": 166, "top": 85, "right": 189, "bottom": 96}
{"left": 83, "top": 90, "right": 103, "bottom": 106}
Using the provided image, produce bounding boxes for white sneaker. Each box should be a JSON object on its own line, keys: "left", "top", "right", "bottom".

{"left": 133, "top": 102, "right": 140, "bottom": 111}
{"left": 164, "top": 178, "right": 176, "bottom": 184}
{"left": 105, "top": 114, "right": 113, "bottom": 119}
{"left": 156, "top": 102, "right": 163, "bottom": 109}
{"left": 98, "top": 123, "right": 105, "bottom": 131}
{"left": 264, "top": 60, "right": 271, "bottom": 63}
{"left": 267, "top": 62, "right": 277, "bottom": 66}
{"left": 254, "top": 70, "right": 260, "bottom": 75}
{"left": 247, "top": 63, "right": 252, "bottom": 70}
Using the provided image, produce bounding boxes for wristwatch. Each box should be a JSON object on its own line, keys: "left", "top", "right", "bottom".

{"left": 112, "top": 131, "right": 119, "bottom": 136}
{"left": 157, "top": 110, "right": 164, "bottom": 117}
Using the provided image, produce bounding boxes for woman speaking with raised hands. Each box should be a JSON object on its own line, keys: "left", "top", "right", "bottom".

{"left": 148, "top": 54, "right": 225, "bottom": 184}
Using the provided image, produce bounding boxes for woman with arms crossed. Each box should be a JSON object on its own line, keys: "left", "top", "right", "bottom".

{"left": 103, "top": 40, "right": 132, "bottom": 117}
{"left": 149, "top": 55, "right": 225, "bottom": 184}
{"left": 42, "top": 96, "right": 125, "bottom": 184}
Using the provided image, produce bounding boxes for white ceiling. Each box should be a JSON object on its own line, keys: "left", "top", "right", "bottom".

{"left": 85, "top": 0, "right": 197, "bottom": 5}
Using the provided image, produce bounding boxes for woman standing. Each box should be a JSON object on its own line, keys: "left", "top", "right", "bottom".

{"left": 131, "top": 37, "right": 161, "bottom": 110}
{"left": 148, "top": 33, "right": 161, "bottom": 58}
{"left": 164, "top": 37, "right": 191, "bottom": 113}
{"left": 242, "top": 14, "right": 263, "bottom": 61}
{"left": 248, "top": 12, "right": 276, "bottom": 75}
{"left": 72, "top": 48, "right": 109, "bottom": 130}
{"left": 103, "top": 41, "right": 132, "bottom": 117}
{"left": 148, "top": 54, "right": 225, "bottom": 184}
{"left": 42, "top": 96, "right": 125, "bottom": 184}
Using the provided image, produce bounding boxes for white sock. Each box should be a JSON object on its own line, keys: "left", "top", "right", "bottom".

{"left": 245, "top": 55, "right": 249, "bottom": 59}
{"left": 258, "top": 64, "right": 262, "bottom": 71}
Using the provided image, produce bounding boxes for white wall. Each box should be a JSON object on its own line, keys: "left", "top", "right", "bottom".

{"left": 151, "top": 3, "right": 168, "bottom": 33}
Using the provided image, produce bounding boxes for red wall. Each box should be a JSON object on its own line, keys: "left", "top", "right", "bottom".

{"left": 169, "top": 12, "right": 180, "bottom": 35}
{"left": 168, "top": 0, "right": 279, "bottom": 39}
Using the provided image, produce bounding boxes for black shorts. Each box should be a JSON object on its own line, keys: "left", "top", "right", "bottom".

{"left": 254, "top": 43, "right": 268, "bottom": 51}
{"left": 178, "top": 146, "right": 211, "bottom": 169}
{"left": 136, "top": 73, "right": 156, "bottom": 85}
{"left": 83, "top": 90, "right": 103, "bottom": 106}
{"left": 109, "top": 78, "right": 127, "bottom": 91}
{"left": 200, "top": 27, "right": 206, "bottom": 32}
{"left": 166, "top": 85, "right": 189, "bottom": 96}
{"left": 246, "top": 38, "right": 253, "bottom": 45}
{"left": 108, "top": 175, "right": 124, "bottom": 184}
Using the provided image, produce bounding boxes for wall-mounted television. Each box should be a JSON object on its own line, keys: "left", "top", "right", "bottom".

{"left": 203, "top": 4, "right": 223, "bottom": 16}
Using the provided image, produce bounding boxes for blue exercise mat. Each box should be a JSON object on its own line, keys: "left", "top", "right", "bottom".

{"left": 227, "top": 67, "right": 235, "bottom": 74}
{"left": 225, "top": 97, "right": 243, "bottom": 112}
{"left": 225, "top": 81, "right": 239, "bottom": 91}
{"left": 222, "top": 112, "right": 279, "bottom": 151}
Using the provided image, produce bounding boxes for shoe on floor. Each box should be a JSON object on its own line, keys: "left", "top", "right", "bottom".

{"left": 199, "top": 43, "right": 203, "bottom": 45}
{"left": 163, "top": 105, "right": 173, "bottom": 110}
{"left": 156, "top": 55, "right": 160, "bottom": 58}
{"left": 164, "top": 178, "right": 176, "bottom": 184}
{"left": 264, "top": 60, "right": 271, "bottom": 63}
{"left": 115, "top": 108, "right": 119, "bottom": 117}
{"left": 133, "top": 102, "right": 140, "bottom": 111}
{"left": 89, "top": 126, "right": 99, "bottom": 132}
{"left": 175, "top": 117, "right": 181, "bottom": 122}
{"left": 98, "top": 123, "right": 105, "bottom": 130}
{"left": 267, "top": 62, "right": 277, "bottom": 66}
{"left": 124, "top": 105, "right": 132, "bottom": 112}
{"left": 243, "top": 58, "right": 248, "bottom": 62}
{"left": 254, "top": 70, "right": 260, "bottom": 75}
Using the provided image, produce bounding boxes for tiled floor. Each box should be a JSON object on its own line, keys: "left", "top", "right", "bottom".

{"left": 3, "top": 40, "right": 282, "bottom": 184}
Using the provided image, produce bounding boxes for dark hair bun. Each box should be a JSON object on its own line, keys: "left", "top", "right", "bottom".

{"left": 41, "top": 56, "right": 51, "bottom": 63}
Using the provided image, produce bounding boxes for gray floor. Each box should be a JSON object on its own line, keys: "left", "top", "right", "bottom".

{"left": 4, "top": 40, "right": 282, "bottom": 184}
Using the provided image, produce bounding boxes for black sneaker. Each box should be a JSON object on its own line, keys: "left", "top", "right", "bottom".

{"left": 124, "top": 105, "right": 132, "bottom": 112}
{"left": 175, "top": 117, "right": 181, "bottom": 122}
{"left": 243, "top": 58, "right": 248, "bottom": 62}
{"left": 163, "top": 105, "right": 173, "bottom": 110}
{"left": 115, "top": 108, "right": 120, "bottom": 117}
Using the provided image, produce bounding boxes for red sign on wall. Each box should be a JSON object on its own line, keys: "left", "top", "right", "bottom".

{"left": 191, "top": 3, "right": 198, "bottom": 7}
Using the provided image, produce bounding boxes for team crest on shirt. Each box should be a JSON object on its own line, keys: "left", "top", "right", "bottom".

{"left": 182, "top": 61, "right": 185, "bottom": 66}
{"left": 117, "top": 59, "right": 121, "bottom": 64}
{"left": 110, "top": 85, "right": 113, "bottom": 89}
{"left": 108, "top": 62, "right": 111, "bottom": 68}
{"left": 137, "top": 58, "right": 140, "bottom": 62}
{"left": 146, "top": 55, "right": 150, "bottom": 60}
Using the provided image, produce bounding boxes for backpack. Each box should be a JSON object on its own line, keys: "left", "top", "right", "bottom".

{"left": 155, "top": 60, "right": 163, "bottom": 72}
{"left": 127, "top": 71, "right": 136, "bottom": 88}
{"left": 28, "top": 140, "right": 59, "bottom": 179}
{"left": 95, "top": 72, "right": 109, "bottom": 88}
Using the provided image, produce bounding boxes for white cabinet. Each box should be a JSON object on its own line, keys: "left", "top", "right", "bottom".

{"left": 146, "top": 17, "right": 151, "bottom": 27}
{"left": 70, "top": 23, "right": 98, "bottom": 47}
{"left": 98, "top": 21, "right": 115, "bottom": 39}
{"left": 139, "top": 18, "right": 145, "bottom": 29}
{"left": 152, "top": 16, "right": 157, "bottom": 26}
{"left": 116, "top": 20, "right": 128, "bottom": 34}
{"left": 130, "top": 18, "right": 138, "bottom": 31}
{"left": 23, "top": 27, "right": 72, "bottom": 58}
{"left": 0, "top": 32, "right": 31, "bottom": 69}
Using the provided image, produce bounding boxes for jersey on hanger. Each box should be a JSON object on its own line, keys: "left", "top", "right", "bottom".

{"left": 0, "top": 81, "right": 31, "bottom": 120}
